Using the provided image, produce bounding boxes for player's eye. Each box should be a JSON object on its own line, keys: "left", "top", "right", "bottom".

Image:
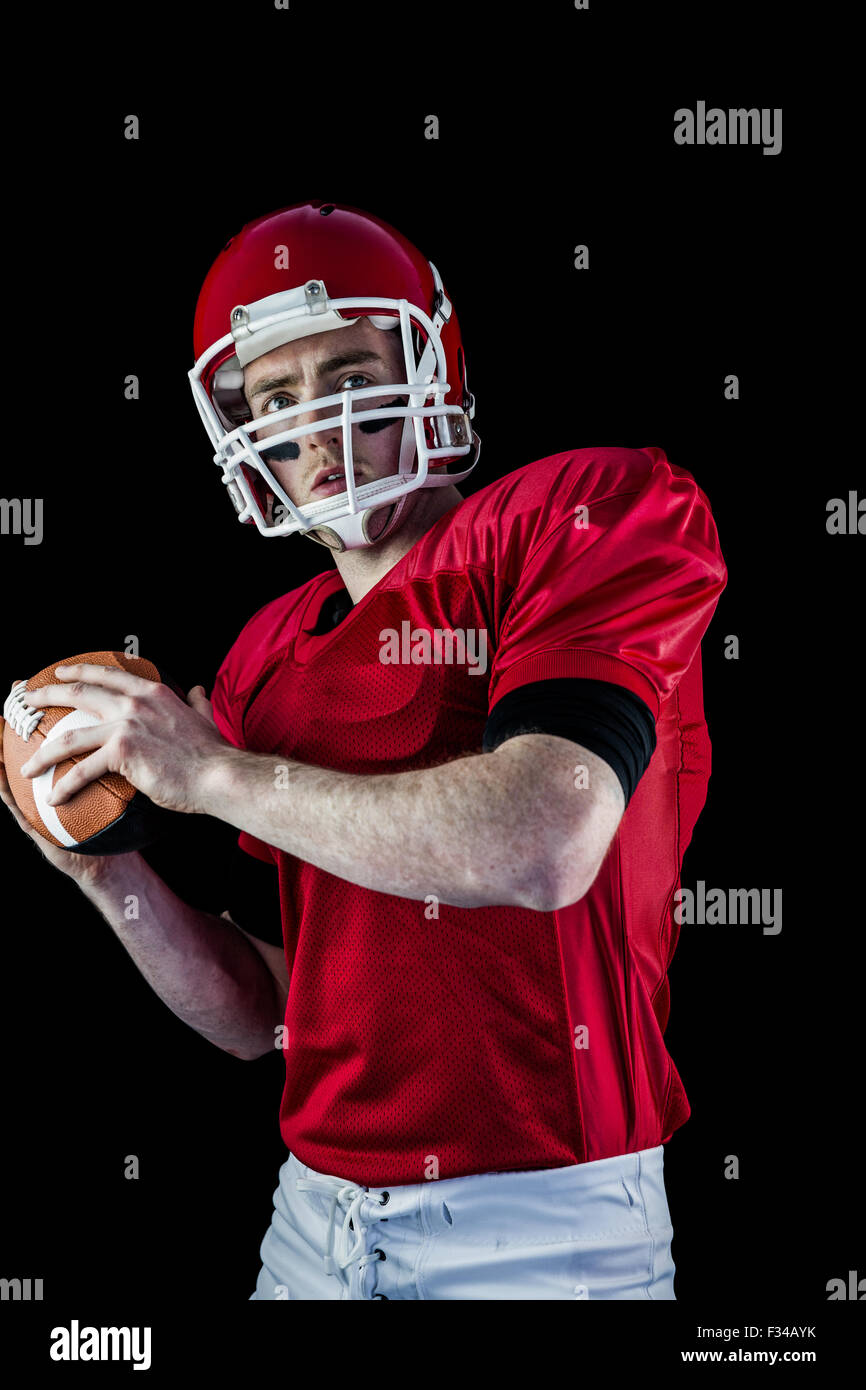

{"left": 339, "top": 373, "right": 371, "bottom": 390}
{"left": 263, "top": 393, "right": 295, "bottom": 414}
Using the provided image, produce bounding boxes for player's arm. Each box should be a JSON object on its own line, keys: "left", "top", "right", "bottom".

{"left": 196, "top": 674, "right": 653, "bottom": 913}
{"left": 198, "top": 731, "right": 626, "bottom": 913}
{"left": 222, "top": 916, "right": 289, "bottom": 1015}
{"left": 69, "top": 852, "right": 285, "bottom": 1060}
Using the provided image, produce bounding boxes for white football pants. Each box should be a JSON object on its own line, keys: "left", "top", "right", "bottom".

{"left": 249, "top": 1144, "right": 676, "bottom": 1300}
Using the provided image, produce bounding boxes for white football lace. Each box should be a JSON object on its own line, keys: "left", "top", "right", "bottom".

{"left": 3, "top": 679, "right": 42, "bottom": 741}
{"left": 294, "top": 1176, "right": 389, "bottom": 1295}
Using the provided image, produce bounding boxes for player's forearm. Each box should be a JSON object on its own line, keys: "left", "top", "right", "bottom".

{"left": 78, "top": 854, "right": 283, "bottom": 1059}
{"left": 199, "top": 741, "right": 569, "bottom": 910}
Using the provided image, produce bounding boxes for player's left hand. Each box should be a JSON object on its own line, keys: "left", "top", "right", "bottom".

{"left": 18, "top": 663, "right": 230, "bottom": 815}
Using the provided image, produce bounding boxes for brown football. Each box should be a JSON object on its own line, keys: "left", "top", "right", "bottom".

{"left": 3, "top": 651, "right": 185, "bottom": 855}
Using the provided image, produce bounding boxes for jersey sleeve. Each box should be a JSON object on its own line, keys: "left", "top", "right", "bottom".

{"left": 482, "top": 675, "right": 657, "bottom": 805}
{"left": 487, "top": 452, "right": 727, "bottom": 720}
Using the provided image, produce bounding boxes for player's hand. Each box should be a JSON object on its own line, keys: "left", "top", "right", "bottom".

{"left": 15, "top": 663, "right": 230, "bottom": 816}
{"left": 1, "top": 686, "right": 115, "bottom": 884}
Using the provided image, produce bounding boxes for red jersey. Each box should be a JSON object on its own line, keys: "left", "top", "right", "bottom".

{"left": 211, "top": 446, "right": 727, "bottom": 1186}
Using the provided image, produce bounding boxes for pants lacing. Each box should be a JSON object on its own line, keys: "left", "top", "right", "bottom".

{"left": 295, "top": 1175, "right": 389, "bottom": 1298}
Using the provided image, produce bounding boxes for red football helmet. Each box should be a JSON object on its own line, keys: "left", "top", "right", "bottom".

{"left": 189, "top": 200, "right": 480, "bottom": 550}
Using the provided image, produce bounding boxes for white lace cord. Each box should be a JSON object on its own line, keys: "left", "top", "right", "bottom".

{"left": 3, "top": 680, "right": 43, "bottom": 742}
{"left": 294, "top": 1177, "right": 386, "bottom": 1290}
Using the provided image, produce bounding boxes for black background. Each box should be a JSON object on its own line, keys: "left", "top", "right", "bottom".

{"left": 1, "top": 0, "right": 860, "bottom": 1364}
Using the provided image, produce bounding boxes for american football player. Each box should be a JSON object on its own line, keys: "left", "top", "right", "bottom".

{"left": 1, "top": 200, "right": 727, "bottom": 1300}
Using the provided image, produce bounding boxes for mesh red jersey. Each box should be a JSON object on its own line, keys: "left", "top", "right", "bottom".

{"left": 211, "top": 446, "right": 727, "bottom": 1186}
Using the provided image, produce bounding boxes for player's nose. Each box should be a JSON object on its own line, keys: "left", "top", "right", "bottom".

{"left": 292, "top": 398, "right": 342, "bottom": 449}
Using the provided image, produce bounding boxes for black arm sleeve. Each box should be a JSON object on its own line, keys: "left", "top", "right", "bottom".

{"left": 224, "top": 844, "right": 284, "bottom": 947}
{"left": 482, "top": 677, "right": 657, "bottom": 806}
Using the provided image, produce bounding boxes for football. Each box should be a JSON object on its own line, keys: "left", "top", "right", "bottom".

{"left": 3, "top": 651, "right": 185, "bottom": 854}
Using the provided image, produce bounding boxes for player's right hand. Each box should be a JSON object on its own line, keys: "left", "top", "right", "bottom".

{"left": 1, "top": 684, "right": 115, "bottom": 886}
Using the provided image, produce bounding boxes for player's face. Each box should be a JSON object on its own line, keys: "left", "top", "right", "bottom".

{"left": 243, "top": 317, "right": 406, "bottom": 509}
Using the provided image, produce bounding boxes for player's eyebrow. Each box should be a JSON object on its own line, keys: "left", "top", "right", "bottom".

{"left": 248, "top": 351, "right": 386, "bottom": 399}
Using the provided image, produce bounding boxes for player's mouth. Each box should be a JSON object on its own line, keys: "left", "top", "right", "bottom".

{"left": 309, "top": 467, "right": 363, "bottom": 499}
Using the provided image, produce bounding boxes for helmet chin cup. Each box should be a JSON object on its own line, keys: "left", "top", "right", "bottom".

{"left": 304, "top": 497, "right": 408, "bottom": 552}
